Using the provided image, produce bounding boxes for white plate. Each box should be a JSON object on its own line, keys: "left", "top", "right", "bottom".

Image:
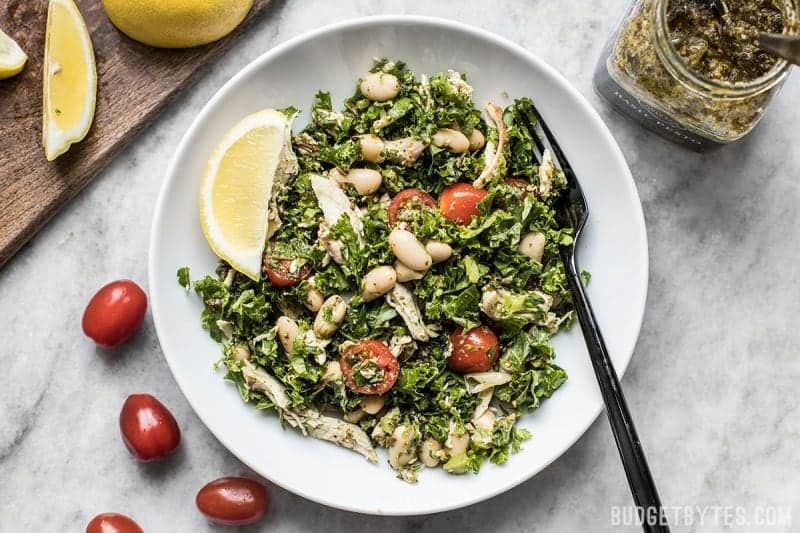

{"left": 148, "top": 16, "right": 648, "bottom": 516}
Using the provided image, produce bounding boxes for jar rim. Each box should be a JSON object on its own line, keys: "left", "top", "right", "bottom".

{"left": 652, "top": 0, "right": 798, "bottom": 99}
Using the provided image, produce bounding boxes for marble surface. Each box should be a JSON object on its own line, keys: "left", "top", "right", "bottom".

{"left": 1, "top": 0, "right": 799, "bottom": 531}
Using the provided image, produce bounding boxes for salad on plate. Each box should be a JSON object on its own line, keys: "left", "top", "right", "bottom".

{"left": 179, "top": 59, "right": 579, "bottom": 482}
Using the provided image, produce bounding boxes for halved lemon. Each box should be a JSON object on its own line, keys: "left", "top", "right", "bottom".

{"left": 43, "top": 0, "right": 97, "bottom": 161}
{"left": 0, "top": 28, "right": 27, "bottom": 79}
{"left": 199, "top": 109, "right": 291, "bottom": 281}
{"left": 102, "top": 0, "right": 254, "bottom": 48}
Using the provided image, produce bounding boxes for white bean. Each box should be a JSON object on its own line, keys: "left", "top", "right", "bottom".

{"left": 313, "top": 295, "right": 347, "bottom": 338}
{"left": 304, "top": 286, "right": 325, "bottom": 313}
{"left": 468, "top": 128, "right": 486, "bottom": 151}
{"left": 383, "top": 137, "right": 427, "bottom": 166}
{"left": 432, "top": 128, "right": 470, "bottom": 154}
{"left": 519, "top": 231, "right": 546, "bottom": 263}
{"left": 446, "top": 429, "right": 470, "bottom": 457}
{"left": 276, "top": 316, "right": 299, "bottom": 354}
{"left": 359, "top": 134, "right": 385, "bottom": 163}
{"left": 361, "top": 395, "right": 385, "bottom": 415}
{"left": 360, "top": 72, "right": 400, "bottom": 102}
{"left": 389, "top": 229, "right": 432, "bottom": 271}
{"left": 361, "top": 265, "right": 397, "bottom": 301}
{"left": 419, "top": 438, "right": 443, "bottom": 467}
{"left": 425, "top": 241, "right": 453, "bottom": 264}
{"left": 346, "top": 168, "right": 383, "bottom": 196}
{"left": 389, "top": 425, "right": 417, "bottom": 468}
{"left": 394, "top": 260, "right": 425, "bottom": 282}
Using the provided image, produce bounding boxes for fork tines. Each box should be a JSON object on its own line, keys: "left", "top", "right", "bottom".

{"left": 526, "top": 102, "right": 571, "bottom": 177}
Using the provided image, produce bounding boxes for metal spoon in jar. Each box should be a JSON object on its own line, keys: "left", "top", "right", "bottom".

{"left": 706, "top": 0, "right": 800, "bottom": 66}
{"left": 758, "top": 33, "right": 800, "bottom": 67}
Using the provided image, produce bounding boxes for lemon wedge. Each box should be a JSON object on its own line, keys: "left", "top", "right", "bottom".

{"left": 199, "top": 109, "right": 294, "bottom": 281}
{"left": 43, "top": 0, "right": 97, "bottom": 161}
{"left": 0, "top": 28, "right": 27, "bottom": 79}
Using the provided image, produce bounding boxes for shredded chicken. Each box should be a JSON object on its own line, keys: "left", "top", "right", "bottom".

{"left": 313, "top": 108, "right": 348, "bottom": 129}
{"left": 383, "top": 137, "right": 428, "bottom": 166}
{"left": 317, "top": 221, "right": 345, "bottom": 264}
{"left": 302, "top": 410, "right": 378, "bottom": 463}
{"left": 537, "top": 148, "right": 555, "bottom": 198}
{"left": 385, "top": 284, "right": 438, "bottom": 341}
{"left": 418, "top": 73, "right": 433, "bottom": 112}
{"left": 388, "top": 335, "right": 417, "bottom": 360}
{"left": 241, "top": 362, "right": 293, "bottom": 412}
{"left": 445, "top": 69, "right": 474, "bottom": 100}
{"left": 241, "top": 361, "right": 377, "bottom": 463}
{"left": 480, "top": 288, "right": 560, "bottom": 331}
{"left": 216, "top": 320, "right": 234, "bottom": 341}
{"left": 311, "top": 175, "right": 364, "bottom": 236}
{"left": 473, "top": 103, "right": 508, "bottom": 188}
{"left": 465, "top": 371, "right": 513, "bottom": 394}
{"left": 480, "top": 288, "right": 552, "bottom": 321}
{"left": 472, "top": 388, "right": 494, "bottom": 422}
{"left": 266, "top": 116, "right": 299, "bottom": 240}
{"left": 311, "top": 175, "right": 364, "bottom": 264}
{"left": 293, "top": 132, "right": 319, "bottom": 155}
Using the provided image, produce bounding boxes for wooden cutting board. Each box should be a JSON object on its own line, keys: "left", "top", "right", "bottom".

{"left": 0, "top": 0, "right": 273, "bottom": 267}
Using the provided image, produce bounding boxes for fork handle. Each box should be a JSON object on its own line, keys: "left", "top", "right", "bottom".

{"left": 561, "top": 248, "right": 670, "bottom": 533}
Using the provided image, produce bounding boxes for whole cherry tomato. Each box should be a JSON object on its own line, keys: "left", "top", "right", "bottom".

{"left": 439, "top": 183, "right": 488, "bottom": 224}
{"left": 340, "top": 340, "right": 400, "bottom": 395}
{"left": 262, "top": 255, "right": 312, "bottom": 288}
{"left": 119, "top": 394, "right": 181, "bottom": 462}
{"left": 82, "top": 280, "right": 147, "bottom": 348}
{"left": 196, "top": 477, "right": 268, "bottom": 526}
{"left": 388, "top": 188, "right": 437, "bottom": 226}
{"left": 447, "top": 326, "right": 500, "bottom": 373}
{"left": 85, "top": 513, "right": 142, "bottom": 533}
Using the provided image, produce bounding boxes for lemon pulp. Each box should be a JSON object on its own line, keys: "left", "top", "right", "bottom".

{"left": 43, "top": 0, "right": 96, "bottom": 160}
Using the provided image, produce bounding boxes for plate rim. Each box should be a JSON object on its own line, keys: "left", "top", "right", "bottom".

{"left": 148, "top": 14, "right": 649, "bottom": 516}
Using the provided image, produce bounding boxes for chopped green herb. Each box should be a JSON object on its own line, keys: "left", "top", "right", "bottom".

{"left": 177, "top": 267, "right": 190, "bottom": 289}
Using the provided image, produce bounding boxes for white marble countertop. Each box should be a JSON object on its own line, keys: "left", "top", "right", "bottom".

{"left": 2, "top": 0, "right": 799, "bottom": 531}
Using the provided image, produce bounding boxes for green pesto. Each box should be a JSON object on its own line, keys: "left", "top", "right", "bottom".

{"left": 668, "top": 0, "right": 784, "bottom": 82}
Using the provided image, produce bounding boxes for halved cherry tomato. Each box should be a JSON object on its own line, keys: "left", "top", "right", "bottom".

{"left": 388, "top": 188, "right": 437, "bottom": 226}
{"left": 447, "top": 326, "right": 500, "bottom": 373}
{"left": 86, "top": 513, "right": 142, "bottom": 533}
{"left": 82, "top": 280, "right": 147, "bottom": 348}
{"left": 439, "top": 183, "right": 488, "bottom": 225}
{"left": 340, "top": 340, "right": 400, "bottom": 395}
{"left": 262, "top": 256, "right": 312, "bottom": 288}
{"left": 119, "top": 394, "right": 181, "bottom": 462}
{"left": 196, "top": 477, "right": 268, "bottom": 526}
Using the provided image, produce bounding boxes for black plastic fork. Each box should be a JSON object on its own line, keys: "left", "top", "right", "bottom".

{"left": 521, "top": 106, "right": 670, "bottom": 533}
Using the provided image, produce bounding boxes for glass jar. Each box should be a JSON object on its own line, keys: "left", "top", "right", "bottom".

{"left": 594, "top": 0, "right": 798, "bottom": 151}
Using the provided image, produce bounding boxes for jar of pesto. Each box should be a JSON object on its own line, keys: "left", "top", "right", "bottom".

{"left": 594, "top": 0, "right": 798, "bottom": 151}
